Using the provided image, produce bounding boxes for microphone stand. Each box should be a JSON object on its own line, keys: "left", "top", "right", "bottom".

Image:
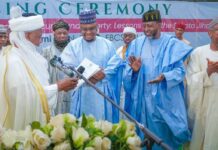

{"left": 67, "top": 65, "right": 172, "bottom": 150}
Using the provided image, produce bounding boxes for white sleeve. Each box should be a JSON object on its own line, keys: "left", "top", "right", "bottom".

{"left": 44, "top": 84, "right": 58, "bottom": 116}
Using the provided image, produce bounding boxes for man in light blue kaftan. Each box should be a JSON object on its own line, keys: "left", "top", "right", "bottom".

{"left": 61, "top": 9, "right": 122, "bottom": 123}
{"left": 123, "top": 10, "right": 193, "bottom": 149}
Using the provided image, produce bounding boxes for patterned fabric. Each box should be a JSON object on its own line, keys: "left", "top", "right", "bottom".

{"left": 142, "top": 9, "right": 161, "bottom": 22}
{"left": 79, "top": 9, "right": 96, "bottom": 24}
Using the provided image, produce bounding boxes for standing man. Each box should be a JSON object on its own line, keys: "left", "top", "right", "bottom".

{"left": 186, "top": 18, "right": 218, "bottom": 150}
{"left": 123, "top": 10, "right": 192, "bottom": 149}
{"left": 61, "top": 9, "right": 122, "bottom": 123}
{"left": 117, "top": 27, "right": 137, "bottom": 60}
{"left": 117, "top": 27, "right": 137, "bottom": 115}
{"left": 0, "top": 25, "right": 8, "bottom": 52}
{"left": 175, "top": 23, "right": 191, "bottom": 45}
{"left": 0, "top": 6, "right": 78, "bottom": 130}
{"left": 42, "top": 20, "right": 71, "bottom": 114}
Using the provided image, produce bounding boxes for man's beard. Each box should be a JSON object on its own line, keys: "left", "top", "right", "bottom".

{"left": 54, "top": 37, "right": 70, "bottom": 50}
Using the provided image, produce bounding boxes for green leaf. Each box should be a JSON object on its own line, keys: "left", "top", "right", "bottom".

{"left": 31, "top": 121, "right": 41, "bottom": 130}
{"left": 116, "top": 120, "right": 127, "bottom": 138}
{"left": 86, "top": 127, "right": 104, "bottom": 137}
{"left": 86, "top": 116, "right": 96, "bottom": 128}
{"left": 84, "top": 139, "right": 95, "bottom": 147}
{"left": 81, "top": 113, "right": 88, "bottom": 128}
{"left": 41, "top": 124, "right": 53, "bottom": 136}
{"left": 13, "top": 142, "right": 24, "bottom": 150}
{"left": 74, "top": 137, "right": 84, "bottom": 148}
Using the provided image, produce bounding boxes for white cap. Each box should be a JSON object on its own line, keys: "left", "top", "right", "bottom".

{"left": 9, "top": 6, "right": 44, "bottom": 32}
{"left": 123, "top": 27, "right": 137, "bottom": 35}
{"left": 208, "top": 17, "right": 218, "bottom": 30}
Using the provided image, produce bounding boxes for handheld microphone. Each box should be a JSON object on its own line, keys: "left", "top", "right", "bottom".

{"left": 50, "top": 56, "right": 75, "bottom": 77}
{"left": 50, "top": 56, "right": 85, "bottom": 78}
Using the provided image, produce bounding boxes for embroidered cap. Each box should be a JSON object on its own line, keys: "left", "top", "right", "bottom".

{"left": 79, "top": 9, "right": 96, "bottom": 24}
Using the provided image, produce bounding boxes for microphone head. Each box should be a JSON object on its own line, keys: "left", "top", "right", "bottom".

{"left": 50, "top": 55, "right": 62, "bottom": 67}
{"left": 77, "top": 66, "right": 85, "bottom": 74}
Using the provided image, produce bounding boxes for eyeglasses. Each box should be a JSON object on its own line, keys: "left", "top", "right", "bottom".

{"left": 123, "top": 34, "right": 135, "bottom": 38}
{"left": 80, "top": 27, "right": 97, "bottom": 32}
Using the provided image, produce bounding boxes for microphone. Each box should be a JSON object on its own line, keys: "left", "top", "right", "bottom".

{"left": 50, "top": 56, "right": 85, "bottom": 78}
{"left": 76, "top": 66, "right": 85, "bottom": 78}
{"left": 50, "top": 56, "right": 75, "bottom": 77}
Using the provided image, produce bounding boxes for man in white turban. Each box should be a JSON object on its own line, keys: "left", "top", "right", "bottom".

{"left": 0, "top": 6, "right": 78, "bottom": 130}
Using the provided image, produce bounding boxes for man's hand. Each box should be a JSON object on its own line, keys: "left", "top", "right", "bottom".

{"left": 89, "top": 69, "right": 105, "bottom": 84}
{"left": 148, "top": 74, "right": 165, "bottom": 84}
{"left": 207, "top": 58, "right": 218, "bottom": 76}
{"left": 128, "top": 56, "right": 141, "bottom": 72}
{"left": 57, "top": 78, "right": 78, "bottom": 92}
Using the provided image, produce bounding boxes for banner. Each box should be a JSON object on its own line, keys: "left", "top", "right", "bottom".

{"left": 0, "top": 0, "right": 218, "bottom": 48}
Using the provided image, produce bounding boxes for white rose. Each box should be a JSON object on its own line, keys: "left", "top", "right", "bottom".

{"left": 72, "top": 127, "right": 89, "bottom": 148}
{"left": 53, "top": 140, "right": 71, "bottom": 150}
{"left": 101, "top": 137, "right": 111, "bottom": 150}
{"left": 49, "top": 114, "right": 65, "bottom": 128}
{"left": 51, "top": 127, "right": 66, "bottom": 143}
{"left": 63, "top": 113, "right": 76, "bottom": 123}
{"left": 32, "top": 129, "right": 51, "bottom": 150}
{"left": 23, "top": 140, "right": 33, "bottom": 150}
{"left": 94, "top": 120, "right": 113, "bottom": 136}
{"left": 127, "top": 136, "right": 141, "bottom": 150}
{"left": 93, "top": 136, "right": 102, "bottom": 150}
{"left": 16, "top": 125, "right": 32, "bottom": 143}
{"left": 2, "top": 130, "right": 17, "bottom": 148}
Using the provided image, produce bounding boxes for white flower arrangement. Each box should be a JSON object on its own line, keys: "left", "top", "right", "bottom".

{"left": 0, "top": 113, "right": 141, "bottom": 150}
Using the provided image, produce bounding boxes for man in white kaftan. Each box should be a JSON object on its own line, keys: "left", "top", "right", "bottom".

{"left": 0, "top": 7, "right": 78, "bottom": 130}
{"left": 187, "top": 18, "right": 218, "bottom": 150}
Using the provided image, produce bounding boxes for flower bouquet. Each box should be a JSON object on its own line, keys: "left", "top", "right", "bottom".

{"left": 0, "top": 114, "right": 141, "bottom": 150}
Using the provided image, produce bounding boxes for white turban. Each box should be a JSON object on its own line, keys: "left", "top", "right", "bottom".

{"left": 9, "top": 6, "right": 44, "bottom": 32}
{"left": 123, "top": 27, "right": 137, "bottom": 35}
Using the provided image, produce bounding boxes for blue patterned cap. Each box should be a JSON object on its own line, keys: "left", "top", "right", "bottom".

{"left": 79, "top": 9, "right": 96, "bottom": 24}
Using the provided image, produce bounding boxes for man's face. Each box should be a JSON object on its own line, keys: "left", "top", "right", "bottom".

{"left": 0, "top": 32, "right": 7, "bottom": 48}
{"left": 25, "top": 28, "right": 43, "bottom": 46}
{"left": 80, "top": 23, "right": 97, "bottom": 41}
{"left": 53, "top": 28, "right": 69, "bottom": 42}
{"left": 175, "top": 28, "right": 185, "bottom": 39}
{"left": 123, "top": 33, "right": 136, "bottom": 45}
{"left": 142, "top": 21, "right": 161, "bottom": 38}
{"left": 208, "top": 24, "right": 218, "bottom": 46}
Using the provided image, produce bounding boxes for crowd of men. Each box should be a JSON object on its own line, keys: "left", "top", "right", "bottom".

{"left": 0, "top": 6, "right": 218, "bottom": 150}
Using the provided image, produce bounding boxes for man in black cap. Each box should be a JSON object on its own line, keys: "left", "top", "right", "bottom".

{"left": 123, "top": 9, "right": 193, "bottom": 149}
{"left": 42, "top": 19, "right": 71, "bottom": 114}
